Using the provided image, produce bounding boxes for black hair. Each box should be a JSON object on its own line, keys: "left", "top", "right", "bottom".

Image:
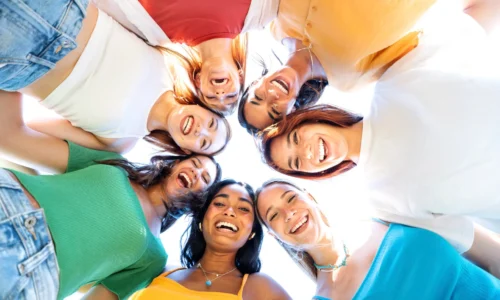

{"left": 99, "top": 154, "right": 222, "bottom": 232}
{"left": 180, "top": 179, "right": 264, "bottom": 274}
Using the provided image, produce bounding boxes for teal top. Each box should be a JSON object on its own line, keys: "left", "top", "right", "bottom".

{"left": 9, "top": 142, "right": 167, "bottom": 299}
{"left": 314, "top": 224, "right": 500, "bottom": 300}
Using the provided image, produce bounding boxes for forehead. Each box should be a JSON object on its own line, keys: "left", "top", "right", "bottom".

{"left": 257, "top": 183, "right": 295, "bottom": 211}
{"left": 216, "top": 184, "right": 251, "bottom": 200}
{"left": 210, "top": 119, "right": 228, "bottom": 153}
{"left": 270, "top": 135, "right": 292, "bottom": 170}
{"left": 194, "top": 156, "right": 217, "bottom": 173}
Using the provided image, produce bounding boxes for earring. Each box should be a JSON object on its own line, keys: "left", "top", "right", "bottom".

{"left": 198, "top": 223, "right": 202, "bottom": 232}
{"left": 249, "top": 233, "right": 255, "bottom": 240}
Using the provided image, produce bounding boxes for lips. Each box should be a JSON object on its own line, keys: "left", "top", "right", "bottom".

{"left": 271, "top": 78, "right": 289, "bottom": 95}
{"left": 211, "top": 78, "right": 228, "bottom": 86}
{"left": 180, "top": 116, "right": 194, "bottom": 135}
{"left": 177, "top": 171, "right": 193, "bottom": 189}
{"left": 289, "top": 215, "right": 308, "bottom": 235}
{"left": 215, "top": 221, "right": 239, "bottom": 233}
{"left": 318, "top": 138, "right": 328, "bottom": 162}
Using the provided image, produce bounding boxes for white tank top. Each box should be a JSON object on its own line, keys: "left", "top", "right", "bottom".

{"left": 42, "top": 10, "right": 174, "bottom": 138}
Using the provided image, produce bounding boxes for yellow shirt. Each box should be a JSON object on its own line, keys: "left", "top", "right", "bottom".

{"left": 130, "top": 269, "right": 249, "bottom": 300}
{"left": 271, "top": 0, "right": 436, "bottom": 90}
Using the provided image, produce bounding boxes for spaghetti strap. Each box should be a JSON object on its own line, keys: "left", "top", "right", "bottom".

{"left": 237, "top": 274, "right": 249, "bottom": 298}
{"left": 372, "top": 218, "right": 390, "bottom": 226}
{"left": 162, "top": 267, "right": 186, "bottom": 277}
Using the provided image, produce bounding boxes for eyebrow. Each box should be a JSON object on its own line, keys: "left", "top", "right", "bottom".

{"left": 250, "top": 101, "right": 260, "bottom": 106}
{"left": 281, "top": 190, "right": 294, "bottom": 199}
{"left": 214, "top": 194, "right": 253, "bottom": 206}
{"left": 194, "top": 157, "right": 202, "bottom": 166}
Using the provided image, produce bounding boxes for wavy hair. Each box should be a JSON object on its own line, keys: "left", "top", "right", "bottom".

{"left": 259, "top": 104, "right": 363, "bottom": 179}
{"left": 181, "top": 179, "right": 264, "bottom": 274}
{"left": 99, "top": 154, "right": 222, "bottom": 232}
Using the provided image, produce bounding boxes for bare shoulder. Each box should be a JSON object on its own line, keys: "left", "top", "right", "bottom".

{"left": 243, "top": 273, "right": 292, "bottom": 300}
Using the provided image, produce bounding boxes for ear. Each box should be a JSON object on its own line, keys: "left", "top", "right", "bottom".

{"left": 181, "top": 148, "right": 193, "bottom": 155}
{"left": 194, "top": 72, "right": 201, "bottom": 89}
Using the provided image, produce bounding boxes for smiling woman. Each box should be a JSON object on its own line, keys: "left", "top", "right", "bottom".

{"left": 130, "top": 179, "right": 291, "bottom": 300}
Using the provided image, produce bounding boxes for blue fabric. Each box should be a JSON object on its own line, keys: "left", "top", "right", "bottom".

{"left": 0, "top": 169, "right": 59, "bottom": 300}
{"left": 354, "top": 224, "right": 500, "bottom": 299}
{"left": 0, "top": 0, "right": 88, "bottom": 91}
{"left": 312, "top": 296, "right": 330, "bottom": 300}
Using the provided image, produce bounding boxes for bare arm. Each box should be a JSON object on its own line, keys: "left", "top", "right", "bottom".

{"left": 0, "top": 91, "right": 69, "bottom": 173}
{"left": 27, "top": 118, "right": 138, "bottom": 154}
{"left": 81, "top": 285, "right": 118, "bottom": 300}
{"left": 464, "top": 223, "right": 500, "bottom": 279}
{"left": 243, "top": 273, "right": 292, "bottom": 300}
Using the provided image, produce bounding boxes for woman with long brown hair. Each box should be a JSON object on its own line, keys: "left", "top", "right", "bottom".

{"left": 1, "top": 1, "right": 231, "bottom": 156}
{"left": 255, "top": 179, "right": 500, "bottom": 299}
{"left": 0, "top": 91, "right": 223, "bottom": 299}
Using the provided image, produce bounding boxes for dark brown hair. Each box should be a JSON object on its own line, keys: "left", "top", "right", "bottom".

{"left": 99, "top": 154, "right": 222, "bottom": 232}
{"left": 259, "top": 104, "right": 363, "bottom": 179}
{"left": 255, "top": 179, "right": 318, "bottom": 281}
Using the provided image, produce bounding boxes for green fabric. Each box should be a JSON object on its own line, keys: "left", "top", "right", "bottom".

{"left": 9, "top": 142, "right": 167, "bottom": 299}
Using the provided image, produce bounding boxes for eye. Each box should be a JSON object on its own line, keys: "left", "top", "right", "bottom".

{"left": 192, "top": 159, "right": 200, "bottom": 168}
{"left": 239, "top": 207, "right": 251, "bottom": 213}
{"left": 214, "top": 202, "right": 224, "bottom": 207}
{"left": 255, "top": 94, "right": 263, "bottom": 101}
{"left": 288, "top": 194, "right": 296, "bottom": 203}
{"left": 269, "top": 212, "right": 278, "bottom": 222}
{"left": 293, "top": 131, "right": 298, "bottom": 145}
{"left": 295, "top": 158, "right": 300, "bottom": 170}
{"left": 202, "top": 174, "right": 209, "bottom": 185}
{"left": 205, "top": 96, "right": 217, "bottom": 100}
{"left": 271, "top": 107, "right": 281, "bottom": 116}
{"left": 209, "top": 118, "right": 215, "bottom": 128}
{"left": 201, "top": 139, "right": 207, "bottom": 150}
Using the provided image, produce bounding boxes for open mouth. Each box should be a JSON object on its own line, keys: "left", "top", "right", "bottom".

{"left": 215, "top": 221, "right": 239, "bottom": 233}
{"left": 211, "top": 78, "right": 228, "bottom": 86}
{"left": 181, "top": 116, "right": 194, "bottom": 135}
{"left": 290, "top": 215, "right": 309, "bottom": 234}
{"left": 177, "top": 172, "right": 193, "bottom": 189}
{"left": 318, "top": 138, "right": 328, "bottom": 162}
{"left": 270, "top": 78, "right": 289, "bottom": 95}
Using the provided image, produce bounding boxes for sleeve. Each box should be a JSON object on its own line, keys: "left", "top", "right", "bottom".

{"left": 98, "top": 237, "right": 168, "bottom": 299}
{"left": 65, "top": 141, "right": 123, "bottom": 173}
{"left": 374, "top": 211, "right": 475, "bottom": 253}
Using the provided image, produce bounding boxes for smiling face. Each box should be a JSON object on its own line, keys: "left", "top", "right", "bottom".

{"left": 243, "top": 67, "right": 301, "bottom": 130}
{"left": 269, "top": 123, "right": 348, "bottom": 174}
{"left": 196, "top": 57, "right": 242, "bottom": 113}
{"left": 167, "top": 105, "right": 229, "bottom": 155}
{"left": 165, "top": 155, "right": 218, "bottom": 199}
{"left": 257, "top": 183, "right": 326, "bottom": 248}
{"left": 202, "top": 184, "right": 255, "bottom": 251}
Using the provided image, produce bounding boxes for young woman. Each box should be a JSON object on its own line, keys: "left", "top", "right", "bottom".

{"left": 238, "top": 0, "right": 437, "bottom": 132}
{"left": 93, "top": 0, "right": 279, "bottom": 115}
{"left": 256, "top": 4, "right": 500, "bottom": 255}
{"left": 0, "top": 92, "right": 222, "bottom": 299}
{"left": 0, "top": 1, "right": 231, "bottom": 155}
{"left": 130, "top": 179, "right": 291, "bottom": 300}
{"left": 256, "top": 180, "right": 500, "bottom": 299}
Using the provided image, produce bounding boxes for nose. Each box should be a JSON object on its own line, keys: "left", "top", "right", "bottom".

{"left": 285, "top": 209, "right": 296, "bottom": 223}
{"left": 267, "top": 87, "right": 280, "bottom": 101}
{"left": 302, "top": 143, "right": 313, "bottom": 160}
{"left": 190, "top": 167, "right": 200, "bottom": 181}
{"left": 224, "top": 206, "right": 236, "bottom": 217}
{"left": 194, "top": 123, "right": 203, "bottom": 137}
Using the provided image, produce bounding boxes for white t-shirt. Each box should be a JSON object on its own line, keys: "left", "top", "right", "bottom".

{"left": 42, "top": 10, "right": 174, "bottom": 138}
{"left": 359, "top": 12, "right": 500, "bottom": 252}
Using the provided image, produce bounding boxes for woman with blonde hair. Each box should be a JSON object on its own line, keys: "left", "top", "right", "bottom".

{"left": 0, "top": 1, "right": 231, "bottom": 156}
{"left": 256, "top": 180, "right": 500, "bottom": 299}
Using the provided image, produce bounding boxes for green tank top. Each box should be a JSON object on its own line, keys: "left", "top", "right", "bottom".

{"left": 10, "top": 142, "right": 167, "bottom": 299}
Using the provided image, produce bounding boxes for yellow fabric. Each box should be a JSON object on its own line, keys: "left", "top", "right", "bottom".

{"left": 270, "top": 0, "right": 436, "bottom": 90}
{"left": 129, "top": 269, "right": 249, "bottom": 300}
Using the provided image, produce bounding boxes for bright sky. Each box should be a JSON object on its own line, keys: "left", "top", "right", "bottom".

{"left": 12, "top": 5, "right": 500, "bottom": 299}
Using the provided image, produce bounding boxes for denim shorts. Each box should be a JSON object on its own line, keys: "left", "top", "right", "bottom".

{"left": 0, "top": 169, "right": 59, "bottom": 300}
{"left": 0, "top": 0, "right": 89, "bottom": 91}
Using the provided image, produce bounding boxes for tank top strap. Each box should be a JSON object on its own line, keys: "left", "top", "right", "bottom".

{"left": 162, "top": 267, "right": 186, "bottom": 277}
{"left": 237, "top": 274, "right": 249, "bottom": 298}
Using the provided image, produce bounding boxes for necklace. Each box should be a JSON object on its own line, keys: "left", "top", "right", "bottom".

{"left": 314, "top": 243, "right": 350, "bottom": 272}
{"left": 197, "top": 263, "right": 237, "bottom": 287}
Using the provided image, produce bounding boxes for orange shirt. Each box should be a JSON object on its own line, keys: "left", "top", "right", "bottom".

{"left": 130, "top": 269, "right": 249, "bottom": 300}
{"left": 138, "top": 0, "right": 251, "bottom": 46}
{"left": 271, "top": 0, "right": 437, "bottom": 90}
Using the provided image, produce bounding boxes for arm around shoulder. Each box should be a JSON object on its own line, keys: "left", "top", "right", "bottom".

{"left": 243, "top": 273, "right": 292, "bottom": 300}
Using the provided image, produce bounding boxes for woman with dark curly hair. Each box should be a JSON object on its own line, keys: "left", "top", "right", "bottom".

{"left": 131, "top": 179, "right": 291, "bottom": 300}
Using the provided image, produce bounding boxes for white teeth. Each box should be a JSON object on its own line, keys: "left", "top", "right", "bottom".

{"left": 183, "top": 117, "right": 193, "bottom": 134}
{"left": 319, "top": 139, "right": 325, "bottom": 162}
{"left": 179, "top": 172, "right": 192, "bottom": 188}
{"left": 271, "top": 79, "right": 289, "bottom": 94}
{"left": 216, "top": 221, "right": 238, "bottom": 232}
{"left": 291, "top": 216, "right": 308, "bottom": 233}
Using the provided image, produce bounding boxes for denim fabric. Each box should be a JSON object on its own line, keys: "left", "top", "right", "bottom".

{"left": 0, "top": 169, "right": 59, "bottom": 300}
{"left": 0, "top": 0, "right": 89, "bottom": 91}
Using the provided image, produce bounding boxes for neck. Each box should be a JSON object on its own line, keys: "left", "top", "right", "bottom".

{"left": 197, "top": 246, "right": 238, "bottom": 274}
{"left": 145, "top": 183, "right": 168, "bottom": 220}
{"left": 306, "top": 232, "right": 345, "bottom": 269}
{"left": 147, "top": 91, "right": 179, "bottom": 132}
{"left": 283, "top": 38, "right": 327, "bottom": 86}
{"left": 342, "top": 121, "right": 364, "bottom": 164}
{"left": 196, "top": 38, "right": 234, "bottom": 63}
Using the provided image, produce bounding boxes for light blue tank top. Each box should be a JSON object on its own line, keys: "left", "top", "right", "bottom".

{"left": 314, "top": 223, "right": 500, "bottom": 299}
